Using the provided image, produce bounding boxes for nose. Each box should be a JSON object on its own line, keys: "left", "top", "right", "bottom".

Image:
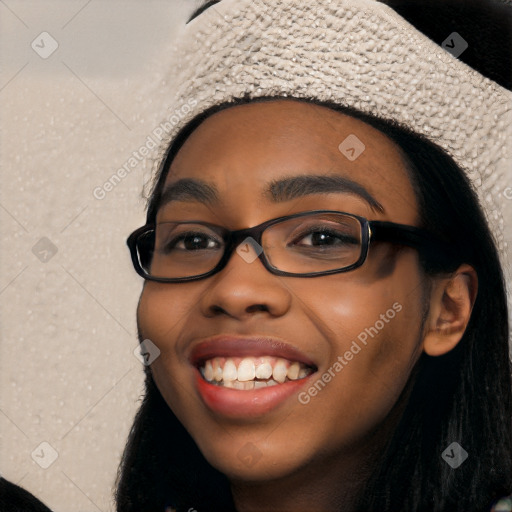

{"left": 198, "top": 237, "right": 291, "bottom": 319}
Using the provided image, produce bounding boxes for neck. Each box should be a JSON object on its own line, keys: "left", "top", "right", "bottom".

{"left": 230, "top": 446, "right": 375, "bottom": 512}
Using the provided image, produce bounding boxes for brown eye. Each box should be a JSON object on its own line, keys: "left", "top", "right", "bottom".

{"left": 163, "top": 231, "right": 221, "bottom": 253}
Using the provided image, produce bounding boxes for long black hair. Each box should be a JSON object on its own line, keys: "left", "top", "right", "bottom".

{"left": 114, "top": 94, "right": 512, "bottom": 512}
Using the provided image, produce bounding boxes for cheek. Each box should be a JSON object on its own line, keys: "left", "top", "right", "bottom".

{"left": 300, "top": 250, "right": 424, "bottom": 350}
{"left": 291, "top": 255, "right": 425, "bottom": 439}
{"left": 137, "top": 283, "right": 195, "bottom": 342}
{"left": 136, "top": 284, "right": 196, "bottom": 397}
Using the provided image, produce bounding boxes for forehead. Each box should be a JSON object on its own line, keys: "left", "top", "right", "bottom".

{"left": 160, "top": 99, "right": 419, "bottom": 225}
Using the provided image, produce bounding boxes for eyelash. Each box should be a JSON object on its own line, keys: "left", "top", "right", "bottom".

{"left": 161, "top": 227, "right": 358, "bottom": 253}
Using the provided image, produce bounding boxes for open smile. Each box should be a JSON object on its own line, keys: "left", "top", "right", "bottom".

{"left": 198, "top": 355, "right": 315, "bottom": 389}
{"left": 189, "top": 335, "right": 319, "bottom": 417}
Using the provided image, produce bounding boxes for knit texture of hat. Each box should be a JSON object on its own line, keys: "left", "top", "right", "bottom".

{"left": 149, "top": 0, "right": 512, "bottom": 321}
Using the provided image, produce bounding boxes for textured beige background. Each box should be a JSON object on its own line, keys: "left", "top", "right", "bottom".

{"left": 0, "top": 1, "right": 193, "bottom": 510}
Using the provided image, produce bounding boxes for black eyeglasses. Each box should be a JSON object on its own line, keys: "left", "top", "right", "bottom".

{"left": 126, "top": 210, "right": 451, "bottom": 283}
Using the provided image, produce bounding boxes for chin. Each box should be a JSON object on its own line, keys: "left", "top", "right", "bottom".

{"left": 195, "top": 433, "right": 316, "bottom": 482}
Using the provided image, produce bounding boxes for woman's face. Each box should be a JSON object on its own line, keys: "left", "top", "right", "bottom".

{"left": 137, "top": 100, "right": 428, "bottom": 482}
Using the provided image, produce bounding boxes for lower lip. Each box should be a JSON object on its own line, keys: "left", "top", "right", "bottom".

{"left": 193, "top": 368, "right": 315, "bottom": 418}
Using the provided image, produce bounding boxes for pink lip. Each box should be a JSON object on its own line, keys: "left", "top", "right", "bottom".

{"left": 193, "top": 369, "right": 315, "bottom": 418}
{"left": 188, "top": 335, "right": 318, "bottom": 418}
{"left": 188, "top": 335, "right": 317, "bottom": 368}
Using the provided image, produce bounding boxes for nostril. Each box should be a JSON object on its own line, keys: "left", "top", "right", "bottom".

{"left": 247, "top": 304, "right": 268, "bottom": 313}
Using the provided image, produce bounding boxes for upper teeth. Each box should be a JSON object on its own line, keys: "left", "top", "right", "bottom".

{"left": 199, "top": 356, "right": 312, "bottom": 386}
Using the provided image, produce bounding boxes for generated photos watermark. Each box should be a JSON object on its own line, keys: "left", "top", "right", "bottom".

{"left": 441, "top": 442, "right": 468, "bottom": 469}
{"left": 93, "top": 98, "right": 198, "bottom": 200}
{"left": 298, "top": 301, "right": 403, "bottom": 404}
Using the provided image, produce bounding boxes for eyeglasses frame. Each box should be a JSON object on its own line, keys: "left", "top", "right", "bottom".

{"left": 126, "top": 209, "right": 451, "bottom": 283}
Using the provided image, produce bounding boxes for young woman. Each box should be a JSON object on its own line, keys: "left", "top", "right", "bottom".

{"left": 1, "top": 0, "right": 510, "bottom": 511}
{"left": 115, "top": 1, "right": 512, "bottom": 511}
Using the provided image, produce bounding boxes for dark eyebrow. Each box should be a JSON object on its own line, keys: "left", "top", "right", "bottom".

{"left": 158, "top": 174, "right": 385, "bottom": 213}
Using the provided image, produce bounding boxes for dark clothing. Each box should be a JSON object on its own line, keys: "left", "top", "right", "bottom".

{"left": 0, "top": 478, "right": 53, "bottom": 512}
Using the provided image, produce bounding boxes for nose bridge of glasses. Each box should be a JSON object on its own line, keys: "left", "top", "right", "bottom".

{"left": 226, "top": 217, "right": 277, "bottom": 252}
{"left": 220, "top": 218, "right": 299, "bottom": 276}
{"left": 223, "top": 224, "right": 268, "bottom": 266}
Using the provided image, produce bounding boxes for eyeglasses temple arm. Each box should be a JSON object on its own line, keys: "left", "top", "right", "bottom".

{"left": 368, "top": 221, "right": 459, "bottom": 267}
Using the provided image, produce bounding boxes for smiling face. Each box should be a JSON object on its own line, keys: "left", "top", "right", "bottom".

{"left": 136, "top": 99, "right": 429, "bottom": 489}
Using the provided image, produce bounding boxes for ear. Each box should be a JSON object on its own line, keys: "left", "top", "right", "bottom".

{"left": 422, "top": 264, "right": 478, "bottom": 356}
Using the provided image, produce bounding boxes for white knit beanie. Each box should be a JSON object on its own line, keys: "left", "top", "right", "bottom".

{"left": 150, "top": 0, "right": 512, "bottom": 322}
